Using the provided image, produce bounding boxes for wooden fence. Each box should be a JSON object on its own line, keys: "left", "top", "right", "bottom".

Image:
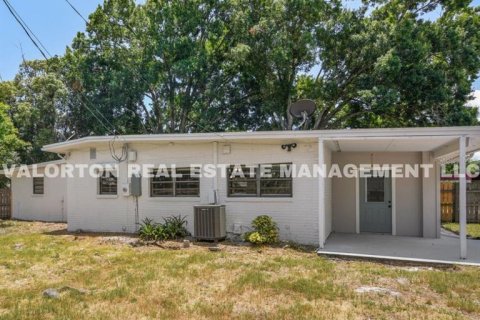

{"left": 441, "top": 180, "right": 480, "bottom": 223}
{"left": 0, "top": 188, "right": 11, "bottom": 219}
{"left": 441, "top": 182, "right": 455, "bottom": 222}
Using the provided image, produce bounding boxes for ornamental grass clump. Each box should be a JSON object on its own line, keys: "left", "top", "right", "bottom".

{"left": 138, "top": 216, "right": 189, "bottom": 241}
{"left": 245, "top": 215, "right": 279, "bottom": 245}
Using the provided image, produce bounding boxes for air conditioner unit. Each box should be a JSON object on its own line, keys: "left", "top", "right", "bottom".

{"left": 194, "top": 205, "right": 226, "bottom": 241}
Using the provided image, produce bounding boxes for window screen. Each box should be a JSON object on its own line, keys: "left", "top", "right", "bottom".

{"left": 33, "top": 177, "right": 44, "bottom": 195}
{"left": 150, "top": 168, "right": 199, "bottom": 197}
{"left": 99, "top": 171, "right": 117, "bottom": 195}
{"left": 260, "top": 164, "right": 292, "bottom": 196}
{"left": 228, "top": 164, "right": 292, "bottom": 197}
{"left": 227, "top": 165, "right": 258, "bottom": 196}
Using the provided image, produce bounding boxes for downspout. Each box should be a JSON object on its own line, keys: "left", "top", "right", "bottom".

{"left": 459, "top": 136, "right": 467, "bottom": 259}
{"left": 318, "top": 138, "right": 325, "bottom": 248}
{"left": 212, "top": 141, "right": 218, "bottom": 204}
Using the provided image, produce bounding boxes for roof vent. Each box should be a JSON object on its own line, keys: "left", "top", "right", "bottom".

{"left": 90, "top": 148, "right": 96, "bottom": 160}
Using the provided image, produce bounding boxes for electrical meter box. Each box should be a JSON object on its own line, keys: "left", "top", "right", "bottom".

{"left": 131, "top": 175, "right": 142, "bottom": 196}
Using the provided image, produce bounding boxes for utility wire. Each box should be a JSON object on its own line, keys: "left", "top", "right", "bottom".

{"left": 77, "top": 95, "right": 116, "bottom": 134}
{"left": 2, "top": 0, "right": 50, "bottom": 60}
{"left": 64, "top": 0, "right": 88, "bottom": 24}
{"left": 5, "top": 0, "right": 52, "bottom": 57}
{"left": 4, "top": 0, "right": 126, "bottom": 163}
{"left": 3, "top": 0, "right": 118, "bottom": 137}
{"left": 64, "top": 2, "right": 229, "bottom": 143}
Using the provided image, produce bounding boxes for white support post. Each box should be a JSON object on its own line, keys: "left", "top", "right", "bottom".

{"left": 318, "top": 138, "right": 325, "bottom": 248}
{"left": 459, "top": 136, "right": 467, "bottom": 259}
{"left": 435, "top": 161, "right": 441, "bottom": 238}
{"left": 355, "top": 171, "right": 360, "bottom": 234}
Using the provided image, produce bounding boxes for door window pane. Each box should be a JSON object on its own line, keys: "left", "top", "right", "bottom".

{"left": 366, "top": 177, "right": 384, "bottom": 202}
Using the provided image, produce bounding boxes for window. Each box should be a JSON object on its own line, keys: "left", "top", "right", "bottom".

{"left": 228, "top": 164, "right": 292, "bottom": 197}
{"left": 33, "top": 177, "right": 44, "bottom": 195}
{"left": 98, "top": 171, "right": 118, "bottom": 195}
{"left": 227, "top": 165, "right": 258, "bottom": 196}
{"left": 150, "top": 168, "right": 199, "bottom": 197}
{"left": 366, "top": 177, "right": 384, "bottom": 202}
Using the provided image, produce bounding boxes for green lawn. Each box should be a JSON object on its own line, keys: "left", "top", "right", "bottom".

{"left": 442, "top": 223, "right": 480, "bottom": 239}
{"left": 0, "top": 220, "right": 479, "bottom": 319}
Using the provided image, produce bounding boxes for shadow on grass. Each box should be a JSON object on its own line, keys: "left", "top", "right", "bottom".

{"left": 42, "top": 228, "right": 137, "bottom": 238}
{"left": 40, "top": 227, "right": 317, "bottom": 253}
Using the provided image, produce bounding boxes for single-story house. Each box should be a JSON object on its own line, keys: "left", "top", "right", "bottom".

{"left": 2, "top": 126, "right": 479, "bottom": 259}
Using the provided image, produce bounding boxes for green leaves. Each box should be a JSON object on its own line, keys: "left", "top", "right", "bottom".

{"left": 138, "top": 216, "right": 190, "bottom": 242}
{"left": 245, "top": 215, "right": 279, "bottom": 245}
{"left": 2, "top": 0, "right": 478, "bottom": 156}
{"left": 0, "top": 103, "right": 27, "bottom": 166}
{"left": 60, "top": 0, "right": 480, "bottom": 132}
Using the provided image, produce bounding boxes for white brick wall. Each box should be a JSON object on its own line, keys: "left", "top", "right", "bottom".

{"left": 11, "top": 166, "right": 67, "bottom": 222}
{"left": 66, "top": 141, "right": 320, "bottom": 245}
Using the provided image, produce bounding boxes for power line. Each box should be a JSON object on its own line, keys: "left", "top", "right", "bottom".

{"left": 3, "top": 0, "right": 116, "bottom": 135}
{"left": 5, "top": 0, "right": 52, "bottom": 57}
{"left": 64, "top": 0, "right": 87, "bottom": 24}
{"left": 1, "top": 0, "right": 51, "bottom": 59}
{"left": 64, "top": 2, "right": 229, "bottom": 142}
{"left": 77, "top": 95, "right": 116, "bottom": 134}
{"left": 3, "top": 0, "right": 127, "bottom": 164}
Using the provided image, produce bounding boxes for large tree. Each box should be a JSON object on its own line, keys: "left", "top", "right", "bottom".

{"left": 64, "top": 0, "right": 244, "bottom": 134}
{"left": 63, "top": 0, "right": 479, "bottom": 133}
{"left": 1, "top": 59, "right": 68, "bottom": 163}
{"left": 0, "top": 103, "right": 26, "bottom": 166}
{"left": 237, "top": 0, "right": 480, "bottom": 129}
{"left": 2, "top": 0, "right": 478, "bottom": 149}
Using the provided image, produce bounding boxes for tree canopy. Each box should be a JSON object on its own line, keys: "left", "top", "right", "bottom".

{"left": 0, "top": 102, "right": 26, "bottom": 166}
{"left": 1, "top": 0, "right": 479, "bottom": 163}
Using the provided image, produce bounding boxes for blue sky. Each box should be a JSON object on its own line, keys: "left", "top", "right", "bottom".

{"left": 0, "top": 0, "right": 479, "bottom": 90}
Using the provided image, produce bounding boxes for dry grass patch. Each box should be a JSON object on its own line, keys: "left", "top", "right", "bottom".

{"left": 0, "top": 220, "right": 479, "bottom": 319}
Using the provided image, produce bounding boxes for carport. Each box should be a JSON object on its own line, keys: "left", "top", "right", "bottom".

{"left": 317, "top": 127, "right": 480, "bottom": 262}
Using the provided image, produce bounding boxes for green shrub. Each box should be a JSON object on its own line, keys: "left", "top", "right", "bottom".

{"left": 138, "top": 216, "right": 190, "bottom": 241}
{"left": 138, "top": 218, "right": 160, "bottom": 241}
{"left": 245, "top": 215, "right": 279, "bottom": 245}
{"left": 162, "top": 215, "right": 190, "bottom": 240}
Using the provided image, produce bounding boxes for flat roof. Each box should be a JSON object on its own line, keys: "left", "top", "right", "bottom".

{"left": 42, "top": 126, "right": 480, "bottom": 154}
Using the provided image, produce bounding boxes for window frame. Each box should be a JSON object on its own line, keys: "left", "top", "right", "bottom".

{"left": 227, "top": 163, "right": 293, "bottom": 198}
{"left": 150, "top": 167, "right": 200, "bottom": 198}
{"left": 98, "top": 170, "right": 118, "bottom": 196}
{"left": 33, "top": 177, "right": 44, "bottom": 195}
